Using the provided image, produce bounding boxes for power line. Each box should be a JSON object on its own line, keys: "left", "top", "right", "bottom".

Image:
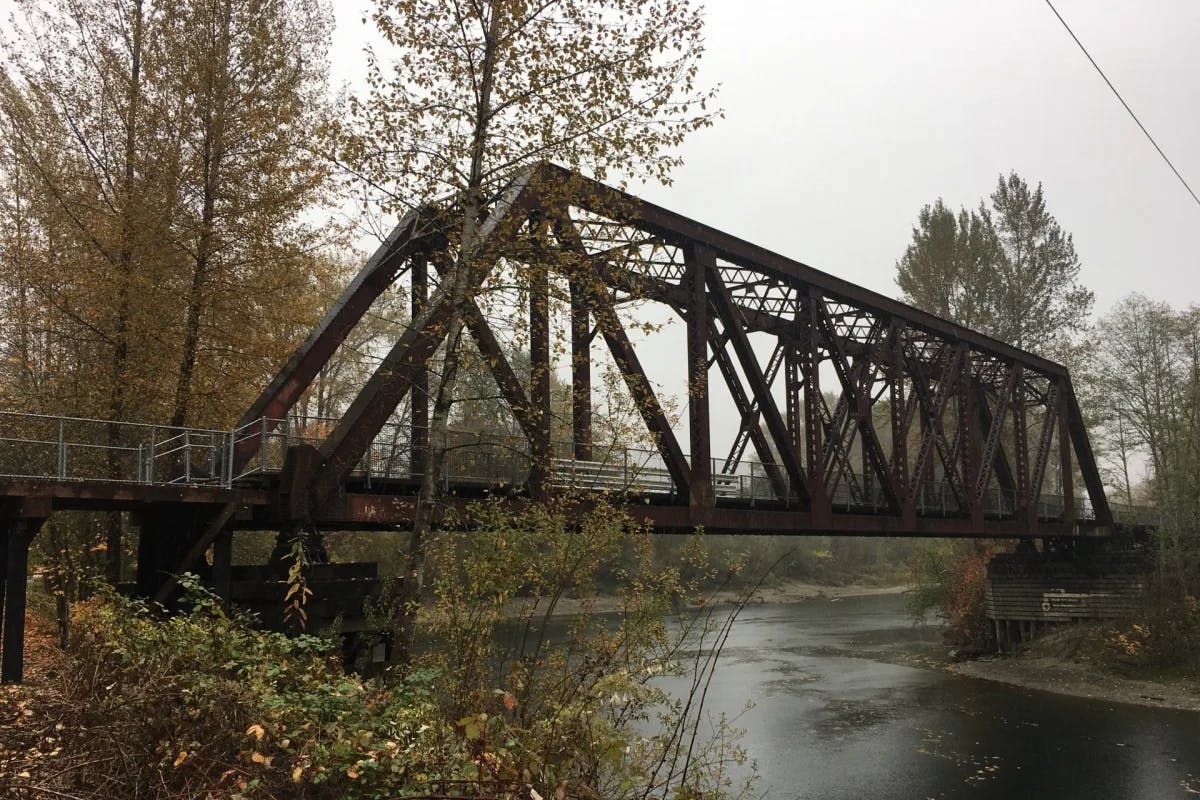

{"left": 1043, "top": 0, "right": 1200, "bottom": 211}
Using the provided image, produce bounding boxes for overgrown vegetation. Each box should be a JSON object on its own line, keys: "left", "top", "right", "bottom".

{"left": 1, "top": 501, "right": 757, "bottom": 800}
{"left": 906, "top": 541, "right": 994, "bottom": 649}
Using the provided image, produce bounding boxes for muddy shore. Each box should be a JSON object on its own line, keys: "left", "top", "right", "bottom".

{"left": 949, "top": 650, "right": 1200, "bottom": 713}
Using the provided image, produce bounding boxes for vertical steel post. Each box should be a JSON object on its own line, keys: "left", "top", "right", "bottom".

{"left": 803, "top": 290, "right": 827, "bottom": 515}
{"left": 2, "top": 519, "right": 37, "bottom": 684}
{"left": 685, "top": 244, "right": 713, "bottom": 514}
{"left": 212, "top": 530, "right": 232, "bottom": 605}
{"left": 1059, "top": 387, "right": 1075, "bottom": 525}
{"left": 570, "top": 273, "right": 593, "bottom": 461}
{"left": 411, "top": 254, "right": 429, "bottom": 476}
{"left": 529, "top": 262, "right": 551, "bottom": 497}
{"left": 149, "top": 427, "right": 157, "bottom": 484}
{"left": 56, "top": 418, "right": 66, "bottom": 479}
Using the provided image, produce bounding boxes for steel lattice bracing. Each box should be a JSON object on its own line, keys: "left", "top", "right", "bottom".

{"left": 229, "top": 163, "right": 1113, "bottom": 538}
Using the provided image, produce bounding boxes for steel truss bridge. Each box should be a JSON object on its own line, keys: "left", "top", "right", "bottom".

{"left": 0, "top": 164, "right": 1150, "bottom": 681}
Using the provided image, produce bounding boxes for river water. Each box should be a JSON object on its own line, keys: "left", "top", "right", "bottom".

{"left": 654, "top": 593, "right": 1200, "bottom": 799}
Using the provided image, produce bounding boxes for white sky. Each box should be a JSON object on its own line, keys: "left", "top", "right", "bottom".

{"left": 330, "top": 0, "right": 1200, "bottom": 317}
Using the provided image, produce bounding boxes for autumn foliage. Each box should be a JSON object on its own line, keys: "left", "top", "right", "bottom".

{"left": 908, "top": 542, "right": 994, "bottom": 648}
{"left": 1, "top": 501, "right": 755, "bottom": 800}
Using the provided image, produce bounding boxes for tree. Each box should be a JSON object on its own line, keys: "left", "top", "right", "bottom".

{"left": 895, "top": 199, "right": 1000, "bottom": 334}
{"left": 0, "top": 0, "right": 336, "bottom": 428}
{"left": 159, "top": 0, "right": 335, "bottom": 427}
{"left": 0, "top": 0, "right": 338, "bottom": 589}
{"left": 895, "top": 174, "right": 1093, "bottom": 649}
{"left": 338, "top": 0, "right": 718, "bottom": 664}
{"left": 896, "top": 172, "right": 1093, "bottom": 359}
{"left": 985, "top": 173, "right": 1093, "bottom": 354}
{"left": 1093, "top": 295, "right": 1200, "bottom": 594}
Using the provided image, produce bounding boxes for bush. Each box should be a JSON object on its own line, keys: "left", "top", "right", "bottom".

{"left": 2, "top": 499, "right": 756, "bottom": 800}
{"left": 907, "top": 541, "right": 994, "bottom": 648}
{"left": 2, "top": 575, "right": 471, "bottom": 799}
{"left": 419, "top": 496, "right": 755, "bottom": 800}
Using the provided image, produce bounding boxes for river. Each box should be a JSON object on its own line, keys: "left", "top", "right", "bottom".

{"left": 653, "top": 593, "right": 1200, "bottom": 799}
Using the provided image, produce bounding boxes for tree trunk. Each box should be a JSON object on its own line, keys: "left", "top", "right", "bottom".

{"left": 104, "top": 0, "right": 145, "bottom": 583}
{"left": 170, "top": 0, "right": 230, "bottom": 428}
{"left": 391, "top": 7, "right": 503, "bottom": 667}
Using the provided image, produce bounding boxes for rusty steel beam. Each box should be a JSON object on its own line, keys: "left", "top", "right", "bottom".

{"left": 975, "top": 380, "right": 1017, "bottom": 496}
{"left": 708, "top": 269, "right": 809, "bottom": 505}
{"left": 974, "top": 366, "right": 1017, "bottom": 508}
{"left": 410, "top": 254, "right": 430, "bottom": 475}
{"left": 235, "top": 206, "right": 445, "bottom": 470}
{"left": 590, "top": 290, "right": 691, "bottom": 497}
{"left": 1065, "top": 383, "right": 1111, "bottom": 525}
{"left": 569, "top": 277, "right": 593, "bottom": 460}
{"left": 528, "top": 261, "right": 552, "bottom": 496}
{"left": 309, "top": 175, "right": 541, "bottom": 502}
{"left": 1060, "top": 387, "right": 1076, "bottom": 526}
{"left": 1030, "top": 384, "right": 1060, "bottom": 521}
{"left": 685, "top": 245, "right": 714, "bottom": 513}
{"left": 706, "top": 317, "right": 790, "bottom": 499}
{"left": 723, "top": 341, "right": 785, "bottom": 473}
{"left": 296, "top": 488, "right": 1102, "bottom": 538}
{"left": 461, "top": 300, "right": 537, "bottom": 442}
{"left": 311, "top": 292, "right": 454, "bottom": 501}
{"left": 539, "top": 163, "right": 1069, "bottom": 377}
{"left": 1012, "top": 379, "right": 1031, "bottom": 522}
{"left": 813, "top": 296, "right": 899, "bottom": 511}
{"left": 957, "top": 348, "right": 978, "bottom": 520}
{"left": 908, "top": 346, "right": 965, "bottom": 509}
{"left": 229, "top": 160, "right": 1116, "bottom": 540}
{"left": 888, "top": 322, "right": 910, "bottom": 511}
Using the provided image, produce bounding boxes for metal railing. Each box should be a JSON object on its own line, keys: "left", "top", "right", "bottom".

{"left": 0, "top": 411, "right": 233, "bottom": 487}
{"left": 0, "top": 409, "right": 1163, "bottom": 526}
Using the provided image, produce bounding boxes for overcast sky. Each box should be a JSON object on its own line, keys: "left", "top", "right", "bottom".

{"left": 331, "top": 0, "right": 1200, "bottom": 319}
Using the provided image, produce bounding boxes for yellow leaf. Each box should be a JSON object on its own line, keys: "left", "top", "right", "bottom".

{"left": 173, "top": 750, "right": 188, "bottom": 768}
{"left": 249, "top": 751, "right": 272, "bottom": 766}
{"left": 346, "top": 767, "right": 359, "bottom": 779}
{"left": 292, "top": 765, "right": 304, "bottom": 783}
{"left": 246, "top": 723, "right": 265, "bottom": 741}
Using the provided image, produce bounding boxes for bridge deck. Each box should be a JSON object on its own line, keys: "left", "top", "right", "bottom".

{"left": 0, "top": 410, "right": 1153, "bottom": 536}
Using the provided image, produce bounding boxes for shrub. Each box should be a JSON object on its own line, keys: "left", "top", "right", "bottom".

{"left": 1, "top": 576, "right": 471, "bottom": 799}
{"left": 2, "top": 499, "right": 756, "bottom": 800}
{"left": 907, "top": 541, "right": 994, "bottom": 648}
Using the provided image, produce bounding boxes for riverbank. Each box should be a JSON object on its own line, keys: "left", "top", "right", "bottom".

{"left": 948, "top": 625, "right": 1200, "bottom": 713}
{"left": 500, "top": 578, "right": 911, "bottom": 617}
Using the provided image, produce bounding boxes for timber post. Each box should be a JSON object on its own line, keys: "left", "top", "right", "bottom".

{"left": 1, "top": 499, "right": 50, "bottom": 684}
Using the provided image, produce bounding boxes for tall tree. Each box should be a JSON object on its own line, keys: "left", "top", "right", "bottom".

{"left": 339, "top": 0, "right": 717, "bottom": 663}
{"left": 895, "top": 173, "right": 1093, "bottom": 359}
{"left": 0, "top": 0, "right": 336, "bottom": 427}
{"left": 985, "top": 173, "right": 1093, "bottom": 354}
{"left": 161, "top": 0, "right": 335, "bottom": 427}
{"left": 0, "top": 0, "right": 338, "bottom": 588}
{"left": 1093, "top": 295, "right": 1200, "bottom": 592}
{"left": 895, "top": 198, "right": 1000, "bottom": 333}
